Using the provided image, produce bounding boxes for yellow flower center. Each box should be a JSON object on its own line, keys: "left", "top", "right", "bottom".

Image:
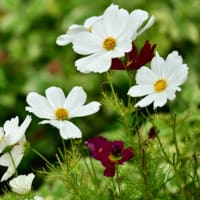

{"left": 103, "top": 37, "right": 116, "bottom": 51}
{"left": 108, "top": 154, "right": 121, "bottom": 163}
{"left": 87, "top": 26, "right": 92, "bottom": 32}
{"left": 154, "top": 79, "right": 167, "bottom": 92}
{"left": 55, "top": 107, "right": 68, "bottom": 120}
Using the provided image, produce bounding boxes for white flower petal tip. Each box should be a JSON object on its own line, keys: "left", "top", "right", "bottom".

{"left": 56, "top": 16, "right": 101, "bottom": 46}
{"left": 0, "top": 115, "right": 31, "bottom": 154}
{"left": 128, "top": 51, "right": 189, "bottom": 109}
{"left": 9, "top": 173, "right": 35, "bottom": 195}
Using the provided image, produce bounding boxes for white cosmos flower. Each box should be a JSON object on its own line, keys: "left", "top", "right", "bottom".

{"left": 127, "top": 51, "right": 189, "bottom": 109}
{"left": 9, "top": 173, "right": 35, "bottom": 195}
{"left": 56, "top": 15, "right": 102, "bottom": 46}
{"left": 0, "top": 137, "right": 26, "bottom": 182}
{"left": 0, "top": 115, "right": 31, "bottom": 154}
{"left": 26, "top": 86, "right": 101, "bottom": 139}
{"left": 72, "top": 4, "right": 154, "bottom": 73}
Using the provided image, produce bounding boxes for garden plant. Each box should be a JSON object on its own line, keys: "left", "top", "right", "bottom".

{"left": 0, "top": 1, "right": 200, "bottom": 200}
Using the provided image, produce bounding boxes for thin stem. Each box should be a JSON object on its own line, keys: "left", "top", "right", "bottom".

{"left": 156, "top": 134, "right": 172, "bottom": 165}
{"left": 9, "top": 152, "right": 18, "bottom": 177}
{"left": 116, "top": 167, "right": 123, "bottom": 200}
{"left": 31, "top": 148, "right": 54, "bottom": 168}
{"left": 106, "top": 72, "right": 122, "bottom": 114}
{"left": 83, "top": 156, "right": 98, "bottom": 187}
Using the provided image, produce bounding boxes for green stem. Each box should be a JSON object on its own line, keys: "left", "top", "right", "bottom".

{"left": 156, "top": 134, "right": 172, "bottom": 165}
{"left": 83, "top": 156, "right": 98, "bottom": 187}
{"left": 31, "top": 148, "right": 54, "bottom": 168}
{"left": 9, "top": 152, "right": 18, "bottom": 177}
{"left": 116, "top": 167, "right": 123, "bottom": 200}
{"left": 106, "top": 72, "right": 122, "bottom": 114}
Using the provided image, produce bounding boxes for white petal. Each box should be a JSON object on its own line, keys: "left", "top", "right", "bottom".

{"left": 135, "top": 93, "right": 157, "bottom": 108}
{"left": 3, "top": 115, "right": 31, "bottom": 148}
{"left": 153, "top": 92, "right": 168, "bottom": 109}
{"left": 136, "top": 66, "right": 157, "bottom": 84}
{"left": 103, "top": 4, "right": 130, "bottom": 37}
{"left": 56, "top": 24, "right": 86, "bottom": 46}
{"left": 40, "top": 120, "right": 82, "bottom": 139}
{"left": 9, "top": 173, "right": 35, "bottom": 194}
{"left": 135, "top": 16, "right": 155, "bottom": 38}
{"left": 165, "top": 88, "right": 176, "bottom": 100}
{"left": 72, "top": 32, "right": 102, "bottom": 55}
{"left": 151, "top": 52, "right": 166, "bottom": 77}
{"left": 45, "top": 86, "right": 66, "bottom": 109}
{"left": 69, "top": 102, "right": 101, "bottom": 118}
{"left": 26, "top": 92, "right": 54, "bottom": 119}
{"left": 0, "top": 139, "right": 25, "bottom": 182}
{"left": 56, "top": 34, "right": 72, "bottom": 46}
{"left": 84, "top": 16, "right": 102, "bottom": 27}
{"left": 59, "top": 121, "right": 82, "bottom": 140}
{"left": 64, "top": 86, "right": 87, "bottom": 110}
{"left": 129, "top": 9, "right": 148, "bottom": 32}
{"left": 3, "top": 116, "right": 19, "bottom": 137}
{"left": 75, "top": 53, "right": 111, "bottom": 73}
{"left": 127, "top": 85, "right": 154, "bottom": 97}
{"left": 167, "top": 64, "right": 188, "bottom": 86}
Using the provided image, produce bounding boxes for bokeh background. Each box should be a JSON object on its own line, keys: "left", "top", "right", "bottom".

{"left": 0, "top": 0, "right": 200, "bottom": 196}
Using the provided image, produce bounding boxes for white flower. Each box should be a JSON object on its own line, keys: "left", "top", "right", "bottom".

{"left": 0, "top": 137, "right": 26, "bottom": 182}
{"left": 72, "top": 4, "right": 154, "bottom": 73}
{"left": 127, "top": 51, "right": 189, "bottom": 109}
{"left": 9, "top": 173, "right": 35, "bottom": 195}
{"left": 0, "top": 115, "right": 31, "bottom": 154}
{"left": 26, "top": 86, "right": 101, "bottom": 139}
{"left": 56, "top": 15, "right": 102, "bottom": 46}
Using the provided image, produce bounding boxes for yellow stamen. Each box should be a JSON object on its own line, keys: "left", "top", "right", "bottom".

{"left": 55, "top": 107, "right": 68, "bottom": 120}
{"left": 103, "top": 37, "right": 116, "bottom": 51}
{"left": 154, "top": 79, "right": 167, "bottom": 92}
{"left": 87, "top": 26, "right": 92, "bottom": 32}
{"left": 108, "top": 154, "right": 121, "bottom": 163}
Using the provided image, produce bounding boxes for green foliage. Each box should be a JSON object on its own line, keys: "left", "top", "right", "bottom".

{"left": 0, "top": 0, "right": 200, "bottom": 199}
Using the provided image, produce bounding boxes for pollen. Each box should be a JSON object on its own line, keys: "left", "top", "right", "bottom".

{"left": 154, "top": 79, "right": 167, "bottom": 92}
{"left": 103, "top": 37, "right": 116, "bottom": 51}
{"left": 55, "top": 107, "right": 68, "bottom": 120}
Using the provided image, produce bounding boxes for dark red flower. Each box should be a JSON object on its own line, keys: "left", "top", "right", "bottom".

{"left": 111, "top": 40, "right": 156, "bottom": 70}
{"left": 86, "top": 136, "right": 134, "bottom": 177}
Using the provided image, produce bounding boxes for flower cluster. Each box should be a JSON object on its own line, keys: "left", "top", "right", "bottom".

{"left": 57, "top": 4, "right": 155, "bottom": 73}
{"left": 0, "top": 3, "right": 190, "bottom": 199}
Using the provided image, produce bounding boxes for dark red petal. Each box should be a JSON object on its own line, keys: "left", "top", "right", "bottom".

{"left": 86, "top": 136, "right": 111, "bottom": 160}
{"left": 110, "top": 58, "right": 125, "bottom": 70}
{"left": 126, "top": 43, "right": 138, "bottom": 63}
{"left": 118, "top": 147, "right": 134, "bottom": 164}
{"left": 104, "top": 165, "right": 116, "bottom": 177}
{"left": 136, "top": 40, "right": 156, "bottom": 68}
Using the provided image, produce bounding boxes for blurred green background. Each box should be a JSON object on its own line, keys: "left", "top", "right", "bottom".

{"left": 0, "top": 0, "right": 200, "bottom": 194}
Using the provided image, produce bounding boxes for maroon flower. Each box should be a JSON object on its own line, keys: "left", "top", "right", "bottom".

{"left": 86, "top": 136, "right": 134, "bottom": 177}
{"left": 111, "top": 40, "right": 156, "bottom": 70}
